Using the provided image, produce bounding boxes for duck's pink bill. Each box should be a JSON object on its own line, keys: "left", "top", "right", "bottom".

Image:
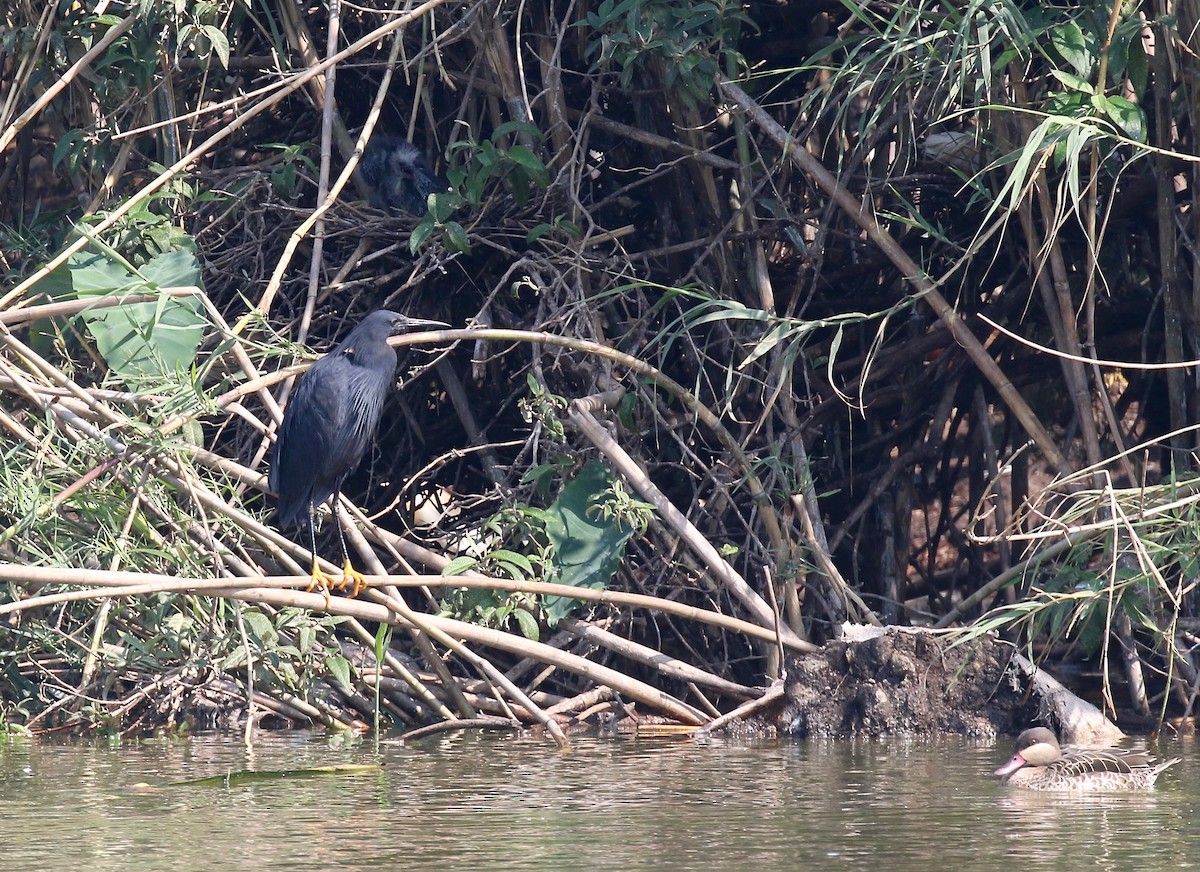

{"left": 994, "top": 753, "right": 1026, "bottom": 776}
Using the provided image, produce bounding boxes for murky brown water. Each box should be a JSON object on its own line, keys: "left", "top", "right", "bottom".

{"left": 0, "top": 730, "right": 1196, "bottom": 871}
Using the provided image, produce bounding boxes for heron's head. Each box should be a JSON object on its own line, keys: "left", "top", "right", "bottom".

{"left": 358, "top": 136, "right": 447, "bottom": 215}
{"left": 341, "top": 310, "right": 447, "bottom": 347}
{"left": 333, "top": 310, "right": 448, "bottom": 369}
{"left": 380, "top": 311, "right": 448, "bottom": 336}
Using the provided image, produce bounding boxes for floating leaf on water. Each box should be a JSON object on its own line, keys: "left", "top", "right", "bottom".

{"left": 173, "top": 763, "right": 383, "bottom": 787}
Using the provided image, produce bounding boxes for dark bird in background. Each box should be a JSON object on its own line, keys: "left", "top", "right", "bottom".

{"left": 358, "top": 136, "right": 446, "bottom": 216}
{"left": 270, "top": 310, "right": 447, "bottom": 597}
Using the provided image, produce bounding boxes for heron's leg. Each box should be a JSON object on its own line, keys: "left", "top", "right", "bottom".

{"left": 306, "top": 502, "right": 335, "bottom": 609}
{"left": 332, "top": 496, "right": 368, "bottom": 598}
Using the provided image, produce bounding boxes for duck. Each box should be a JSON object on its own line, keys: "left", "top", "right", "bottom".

{"left": 994, "top": 727, "right": 1179, "bottom": 791}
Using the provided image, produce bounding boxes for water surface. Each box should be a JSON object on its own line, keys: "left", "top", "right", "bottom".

{"left": 0, "top": 730, "right": 1195, "bottom": 870}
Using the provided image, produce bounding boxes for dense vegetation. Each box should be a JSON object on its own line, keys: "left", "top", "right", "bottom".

{"left": 1, "top": 0, "right": 1197, "bottom": 738}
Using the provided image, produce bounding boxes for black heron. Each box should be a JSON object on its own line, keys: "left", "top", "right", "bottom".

{"left": 358, "top": 136, "right": 446, "bottom": 216}
{"left": 270, "top": 310, "right": 446, "bottom": 597}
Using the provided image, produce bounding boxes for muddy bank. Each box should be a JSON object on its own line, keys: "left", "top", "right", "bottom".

{"left": 777, "top": 627, "right": 1041, "bottom": 738}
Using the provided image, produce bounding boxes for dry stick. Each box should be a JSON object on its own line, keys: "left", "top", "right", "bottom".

{"left": 441, "top": 68, "right": 740, "bottom": 170}
{"left": 692, "top": 681, "right": 787, "bottom": 739}
{"left": 568, "top": 393, "right": 806, "bottom": 648}
{"left": 762, "top": 564, "right": 786, "bottom": 677}
{"left": 0, "top": 356, "right": 312, "bottom": 579}
{"left": 1028, "top": 168, "right": 1109, "bottom": 478}
{"left": 0, "top": 379, "right": 161, "bottom": 410}
{"left": 395, "top": 717, "right": 520, "bottom": 742}
{"left": 789, "top": 427, "right": 878, "bottom": 626}
{"left": 0, "top": 289, "right": 198, "bottom": 325}
{"left": 0, "top": 328, "right": 124, "bottom": 428}
{"left": 0, "top": 0, "right": 451, "bottom": 312}
{"left": 0, "top": 4, "right": 53, "bottom": 136}
{"left": 336, "top": 606, "right": 458, "bottom": 721}
{"left": 298, "top": 0, "right": 344, "bottom": 346}
{"left": 544, "top": 686, "right": 613, "bottom": 717}
{"left": 210, "top": 681, "right": 321, "bottom": 726}
{"left": 716, "top": 77, "right": 1071, "bottom": 478}
{"left": 790, "top": 494, "right": 880, "bottom": 627}
{"left": 933, "top": 532, "right": 1086, "bottom": 628}
{"left": 434, "top": 358, "right": 506, "bottom": 486}
{"left": 76, "top": 464, "right": 152, "bottom": 708}
{"left": 276, "top": 0, "right": 410, "bottom": 338}
{"left": 557, "top": 618, "right": 763, "bottom": 699}
{"left": 0, "top": 567, "right": 808, "bottom": 653}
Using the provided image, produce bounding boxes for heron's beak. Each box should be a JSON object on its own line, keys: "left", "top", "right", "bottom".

{"left": 396, "top": 317, "right": 449, "bottom": 332}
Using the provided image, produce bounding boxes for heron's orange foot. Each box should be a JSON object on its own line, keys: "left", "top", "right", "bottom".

{"left": 340, "top": 560, "right": 368, "bottom": 598}
{"left": 307, "top": 562, "right": 336, "bottom": 609}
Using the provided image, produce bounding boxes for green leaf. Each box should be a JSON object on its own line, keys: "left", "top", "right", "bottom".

{"left": 442, "top": 555, "right": 478, "bottom": 575}
{"left": 373, "top": 623, "right": 393, "bottom": 663}
{"left": 238, "top": 611, "right": 270, "bottom": 638}
{"left": 51, "top": 246, "right": 208, "bottom": 383}
{"left": 1123, "top": 32, "right": 1149, "bottom": 97}
{"left": 297, "top": 623, "right": 315, "bottom": 656}
{"left": 324, "top": 653, "right": 353, "bottom": 689}
{"left": 409, "top": 218, "right": 435, "bottom": 253}
{"left": 1050, "top": 20, "right": 1093, "bottom": 78}
{"left": 1049, "top": 69, "right": 1093, "bottom": 95}
{"left": 1099, "top": 95, "right": 1145, "bottom": 142}
{"left": 542, "top": 462, "right": 637, "bottom": 625}
{"left": 491, "top": 548, "right": 535, "bottom": 577}
{"left": 527, "top": 223, "right": 555, "bottom": 242}
{"left": 513, "top": 608, "right": 540, "bottom": 641}
{"left": 505, "top": 145, "right": 550, "bottom": 184}
{"left": 490, "top": 121, "right": 544, "bottom": 143}
{"left": 201, "top": 25, "right": 230, "bottom": 69}
{"left": 444, "top": 221, "right": 471, "bottom": 254}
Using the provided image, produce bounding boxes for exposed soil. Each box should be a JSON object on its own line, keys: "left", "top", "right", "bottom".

{"left": 777, "top": 628, "right": 1040, "bottom": 738}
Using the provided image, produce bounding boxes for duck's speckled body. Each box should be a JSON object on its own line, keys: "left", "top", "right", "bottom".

{"left": 995, "top": 727, "right": 1179, "bottom": 792}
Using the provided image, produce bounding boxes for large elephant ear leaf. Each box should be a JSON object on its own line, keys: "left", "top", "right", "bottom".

{"left": 48, "top": 247, "right": 208, "bottom": 384}
{"left": 543, "top": 462, "right": 638, "bottom": 625}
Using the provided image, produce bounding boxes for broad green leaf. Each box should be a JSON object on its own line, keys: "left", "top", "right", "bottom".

{"left": 49, "top": 246, "right": 208, "bottom": 383}
{"left": 201, "top": 25, "right": 230, "bottom": 69}
{"left": 505, "top": 145, "right": 551, "bottom": 184}
{"left": 1049, "top": 20, "right": 1092, "bottom": 78}
{"left": 409, "top": 218, "right": 435, "bottom": 253}
{"left": 1099, "top": 95, "right": 1145, "bottom": 142}
{"left": 241, "top": 610, "right": 275, "bottom": 644}
{"left": 324, "top": 653, "right": 353, "bottom": 689}
{"left": 490, "top": 121, "right": 544, "bottom": 142}
{"left": 542, "top": 461, "right": 637, "bottom": 625}
{"left": 1049, "top": 69, "right": 1093, "bottom": 94}
{"left": 442, "top": 555, "right": 478, "bottom": 575}
{"left": 444, "top": 221, "right": 471, "bottom": 254}
{"left": 513, "top": 608, "right": 540, "bottom": 641}
{"left": 490, "top": 548, "right": 535, "bottom": 577}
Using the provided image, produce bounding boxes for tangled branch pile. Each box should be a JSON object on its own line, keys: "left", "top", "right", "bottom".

{"left": 1, "top": 0, "right": 1198, "bottom": 738}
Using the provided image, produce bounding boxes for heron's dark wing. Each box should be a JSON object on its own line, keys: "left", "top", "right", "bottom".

{"left": 271, "top": 356, "right": 352, "bottom": 528}
{"left": 319, "top": 355, "right": 395, "bottom": 482}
